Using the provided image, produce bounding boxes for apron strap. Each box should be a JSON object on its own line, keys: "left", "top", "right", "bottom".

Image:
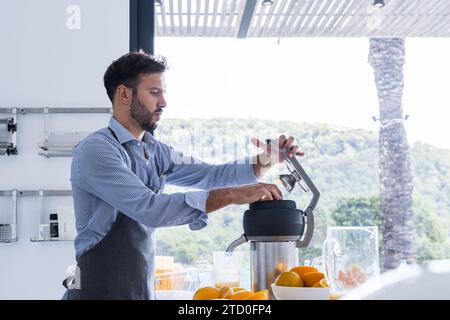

{"left": 108, "top": 127, "right": 136, "bottom": 173}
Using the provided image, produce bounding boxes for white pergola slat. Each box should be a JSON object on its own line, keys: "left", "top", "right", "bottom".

{"left": 154, "top": 0, "right": 450, "bottom": 37}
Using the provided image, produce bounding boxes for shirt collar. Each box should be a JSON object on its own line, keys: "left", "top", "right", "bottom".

{"left": 108, "top": 116, "right": 157, "bottom": 145}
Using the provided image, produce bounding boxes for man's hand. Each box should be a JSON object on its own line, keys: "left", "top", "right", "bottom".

{"left": 251, "top": 135, "right": 305, "bottom": 178}
{"left": 205, "top": 183, "right": 283, "bottom": 213}
{"left": 228, "top": 183, "right": 283, "bottom": 204}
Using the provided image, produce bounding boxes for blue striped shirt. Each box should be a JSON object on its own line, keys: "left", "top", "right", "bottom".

{"left": 70, "top": 117, "right": 258, "bottom": 259}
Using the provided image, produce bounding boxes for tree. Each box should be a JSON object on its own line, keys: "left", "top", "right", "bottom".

{"left": 413, "top": 194, "right": 450, "bottom": 262}
{"left": 369, "top": 38, "right": 415, "bottom": 270}
{"left": 332, "top": 197, "right": 380, "bottom": 228}
{"left": 332, "top": 197, "right": 384, "bottom": 266}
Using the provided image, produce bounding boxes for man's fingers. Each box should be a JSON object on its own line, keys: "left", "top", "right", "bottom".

{"left": 274, "top": 185, "right": 283, "bottom": 200}
{"left": 271, "top": 187, "right": 283, "bottom": 200}
{"left": 258, "top": 183, "right": 283, "bottom": 201}
{"left": 288, "top": 146, "right": 299, "bottom": 157}
{"left": 279, "top": 135, "right": 287, "bottom": 147}
{"left": 252, "top": 135, "right": 304, "bottom": 164}
{"left": 284, "top": 136, "right": 295, "bottom": 149}
{"left": 251, "top": 137, "right": 269, "bottom": 153}
{"left": 268, "top": 184, "right": 282, "bottom": 200}
{"left": 260, "top": 189, "right": 273, "bottom": 201}
{"left": 263, "top": 183, "right": 283, "bottom": 200}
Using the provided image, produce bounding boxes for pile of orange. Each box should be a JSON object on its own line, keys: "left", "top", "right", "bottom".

{"left": 192, "top": 285, "right": 269, "bottom": 300}
{"left": 192, "top": 266, "right": 328, "bottom": 300}
{"left": 274, "top": 266, "right": 329, "bottom": 288}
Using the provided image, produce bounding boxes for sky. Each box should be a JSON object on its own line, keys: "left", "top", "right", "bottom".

{"left": 155, "top": 37, "right": 450, "bottom": 150}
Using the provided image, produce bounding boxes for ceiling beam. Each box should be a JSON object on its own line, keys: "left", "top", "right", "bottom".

{"left": 237, "top": 0, "right": 258, "bottom": 39}
{"left": 130, "top": 0, "right": 155, "bottom": 54}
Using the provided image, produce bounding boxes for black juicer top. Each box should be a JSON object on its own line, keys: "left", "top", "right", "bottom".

{"left": 243, "top": 200, "right": 305, "bottom": 238}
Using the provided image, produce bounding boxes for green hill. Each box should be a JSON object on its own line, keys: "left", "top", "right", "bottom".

{"left": 154, "top": 118, "right": 450, "bottom": 265}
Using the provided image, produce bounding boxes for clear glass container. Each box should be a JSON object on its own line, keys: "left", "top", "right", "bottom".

{"left": 322, "top": 226, "right": 380, "bottom": 299}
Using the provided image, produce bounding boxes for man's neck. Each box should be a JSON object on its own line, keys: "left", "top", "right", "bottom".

{"left": 113, "top": 114, "right": 145, "bottom": 141}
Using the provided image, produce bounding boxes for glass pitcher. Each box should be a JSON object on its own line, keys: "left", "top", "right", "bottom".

{"left": 322, "top": 226, "right": 380, "bottom": 299}
{"left": 213, "top": 251, "right": 244, "bottom": 288}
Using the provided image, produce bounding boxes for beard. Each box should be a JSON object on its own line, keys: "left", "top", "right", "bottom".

{"left": 130, "top": 93, "right": 158, "bottom": 135}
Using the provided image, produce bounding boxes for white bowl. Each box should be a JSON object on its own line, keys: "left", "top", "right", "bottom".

{"left": 155, "top": 290, "right": 194, "bottom": 300}
{"left": 271, "top": 284, "right": 330, "bottom": 300}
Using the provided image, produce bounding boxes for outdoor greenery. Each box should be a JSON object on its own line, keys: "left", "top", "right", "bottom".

{"left": 155, "top": 118, "right": 450, "bottom": 267}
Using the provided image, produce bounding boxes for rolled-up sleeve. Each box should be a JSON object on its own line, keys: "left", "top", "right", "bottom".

{"left": 164, "top": 145, "right": 258, "bottom": 189}
{"left": 73, "top": 139, "right": 208, "bottom": 229}
{"left": 185, "top": 192, "right": 209, "bottom": 230}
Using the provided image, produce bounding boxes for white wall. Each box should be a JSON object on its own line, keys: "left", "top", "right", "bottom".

{"left": 0, "top": 0, "right": 129, "bottom": 299}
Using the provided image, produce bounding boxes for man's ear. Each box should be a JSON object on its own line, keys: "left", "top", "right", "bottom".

{"left": 116, "top": 85, "right": 133, "bottom": 106}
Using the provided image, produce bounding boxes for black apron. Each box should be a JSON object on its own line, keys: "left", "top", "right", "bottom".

{"left": 63, "top": 128, "right": 156, "bottom": 300}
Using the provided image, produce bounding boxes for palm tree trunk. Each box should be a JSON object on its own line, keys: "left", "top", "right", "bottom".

{"left": 368, "top": 38, "right": 415, "bottom": 270}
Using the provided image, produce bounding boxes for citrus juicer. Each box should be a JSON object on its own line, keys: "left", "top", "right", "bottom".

{"left": 226, "top": 139, "right": 320, "bottom": 297}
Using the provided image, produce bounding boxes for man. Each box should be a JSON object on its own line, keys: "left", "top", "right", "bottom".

{"left": 63, "top": 52, "right": 303, "bottom": 300}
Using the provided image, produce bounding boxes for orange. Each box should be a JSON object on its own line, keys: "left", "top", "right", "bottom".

{"left": 215, "top": 282, "right": 240, "bottom": 288}
{"left": 192, "top": 286, "right": 221, "bottom": 300}
{"left": 230, "top": 290, "right": 253, "bottom": 300}
{"left": 243, "top": 289, "right": 269, "bottom": 300}
{"left": 328, "top": 293, "right": 343, "bottom": 300}
{"left": 302, "top": 272, "right": 325, "bottom": 287}
{"left": 312, "top": 278, "right": 329, "bottom": 288}
{"left": 276, "top": 262, "right": 286, "bottom": 273}
{"left": 348, "top": 264, "right": 367, "bottom": 285}
{"left": 274, "top": 271, "right": 304, "bottom": 287}
{"left": 231, "top": 287, "right": 246, "bottom": 293}
{"left": 289, "top": 266, "right": 318, "bottom": 279}
{"left": 218, "top": 286, "right": 233, "bottom": 299}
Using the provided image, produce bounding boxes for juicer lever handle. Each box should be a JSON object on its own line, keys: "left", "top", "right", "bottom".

{"left": 265, "top": 138, "right": 320, "bottom": 210}
{"left": 296, "top": 207, "right": 314, "bottom": 248}
{"left": 286, "top": 155, "right": 320, "bottom": 211}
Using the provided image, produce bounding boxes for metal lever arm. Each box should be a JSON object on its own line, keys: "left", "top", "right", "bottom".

{"left": 296, "top": 207, "right": 314, "bottom": 248}
{"left": 286, "top": 155, "right": 320, "bottom": 211}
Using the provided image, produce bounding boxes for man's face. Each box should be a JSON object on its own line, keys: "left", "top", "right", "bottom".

{"left": 130, "top": 73, "right": 166, "bottom": 133}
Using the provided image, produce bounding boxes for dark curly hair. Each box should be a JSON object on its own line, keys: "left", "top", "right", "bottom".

{"left": 103, "top": 51, "right": 168, "bottom": 103}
